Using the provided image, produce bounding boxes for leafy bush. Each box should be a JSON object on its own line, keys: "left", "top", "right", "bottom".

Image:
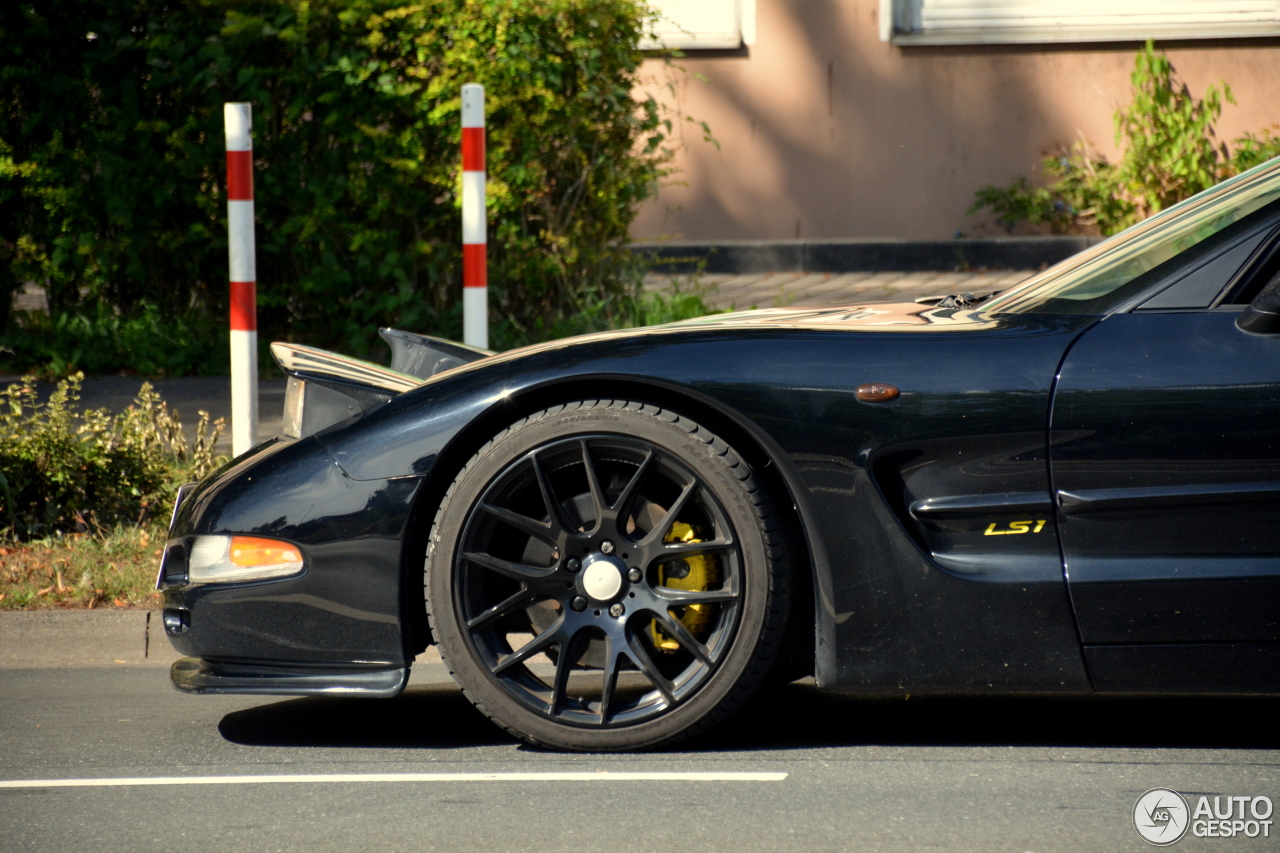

{"left": 0, "top": 0, "right": 682, "bottom": 369}
{"left": 0, "top": 373, "right": 225, "bottom": 540}
{"left": 970, "top": 41, "right": 1280, "bottom": 236}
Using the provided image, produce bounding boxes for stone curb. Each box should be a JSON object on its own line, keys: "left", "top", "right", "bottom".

{"left": 0, "top": 609, "right": 444, "bottom": 669}
{"left": 0, "top": 610, "right": 180, "bottom": 669}
{"left": 633, "top": 237, "right": 1104, "bottom": 275}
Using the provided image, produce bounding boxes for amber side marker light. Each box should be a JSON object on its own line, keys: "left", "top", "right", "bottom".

{"left": 855, "top": 383, "right": 900, "bottom": 403}
{"left": 188, "top": 535, "right": 305, "bottom": 583}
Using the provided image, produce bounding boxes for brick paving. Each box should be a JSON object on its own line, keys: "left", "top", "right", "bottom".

{"left": 17, "top": 270, "right": 1038, "bottom": 318}
{"left": 644, "top": 270, "right": 1036, "bottom": 311}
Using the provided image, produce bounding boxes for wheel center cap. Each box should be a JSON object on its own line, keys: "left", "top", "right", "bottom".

{"left": 580, "top": 553, "right": 625, "bottom": 601}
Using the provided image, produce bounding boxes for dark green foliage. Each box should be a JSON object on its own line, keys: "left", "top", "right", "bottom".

{"left": 0, "top": 0, "right": 676, "bottom": 370}
{"left": 970, "top": 41, "right": 1280, "bottom": 236}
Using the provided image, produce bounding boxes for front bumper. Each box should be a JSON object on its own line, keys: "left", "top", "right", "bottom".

{"left": 158, "top": 435, "right": 423, "bottom": 677}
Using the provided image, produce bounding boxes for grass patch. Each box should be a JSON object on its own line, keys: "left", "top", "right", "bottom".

{"left": 0, "top": 520, "right": 166, "bottom": 610}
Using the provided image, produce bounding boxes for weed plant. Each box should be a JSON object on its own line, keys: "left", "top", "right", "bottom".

{"left": 970, "top": 41, "right": 1280, "bottom": 236}
{"left": 0, "top": 373, "right": 225, "bottom": 540}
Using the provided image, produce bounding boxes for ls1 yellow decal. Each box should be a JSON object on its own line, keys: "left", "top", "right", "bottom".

{"left": 983, "top": 520, "right": 1047, "bottom": 536}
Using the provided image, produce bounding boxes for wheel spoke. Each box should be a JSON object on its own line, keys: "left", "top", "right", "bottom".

{"left": 462, "top": 551, "right": 553, "bottom": 582}
{"left": 652, "top": 586, "right": 739, "bottom": 605}
{"left": 579, "top": 440, "right": 606, "bottom": 532}
{"left": 493, "top": 618, "right": 562, "bottom": 675}
{"left": 479, "top": 503, "right": 554, "bottom": 541}
{"left": 648, "top": 608, "right": 713, "bottom": 667}
{"left": 611, "top": 448, "right": 654, "bottom": 515}
{"left": 531, "top": 452, "right": 570, "bottom": 535}
{"left": 550, "top": 627, "right": 588, "bottom": 715}
{"left": 659, "top": 538, "right": 734, "bottom": 558}
{"left": 637, "top": 480, "right": 697, "bottom": 547}
{"left": 465, "top": 588, "right": 539, "bottom": 631}
{"left": 598, "top": 636, "right": 622, "bottom": 723}
{"left": 624, "top": 627, "right": 677, "bottom": 704}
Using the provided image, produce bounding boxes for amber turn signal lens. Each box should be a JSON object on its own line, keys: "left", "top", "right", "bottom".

{"left": 229, "top": 537, "right": 301, "bottom": 567}
{"left": 855, "top": 383, "right": 900, "bottom": 403}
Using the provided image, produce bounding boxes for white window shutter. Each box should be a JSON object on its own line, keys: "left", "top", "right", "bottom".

{"left": 887, "top": 0, "right": 1280, "bottom": 43}
{"left": 640, "top": 0, "right": 745, "bottom": 50}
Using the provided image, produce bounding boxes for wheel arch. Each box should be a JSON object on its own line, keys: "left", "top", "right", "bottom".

{"left": 400, "top": 374, "right": 818, "bottom": 679}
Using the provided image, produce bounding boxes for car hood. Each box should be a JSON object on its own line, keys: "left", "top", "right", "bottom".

{"left": 661, "top": 301, "right": 994, "bottom": 331}
{"left": 407, "top": 300, "right": 1035, "bottom": 390}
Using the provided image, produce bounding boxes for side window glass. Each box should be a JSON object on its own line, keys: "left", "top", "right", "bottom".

{"left": 1222, "top": 226, "right": 1280, "bottom": 306}
{"left": 1139, "top": 229, "right": 1269, "bottom": 310}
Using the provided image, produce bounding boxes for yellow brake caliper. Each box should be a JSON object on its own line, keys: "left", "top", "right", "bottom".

{"left": 650, "top": 521, "right": 719, "bottom": 652}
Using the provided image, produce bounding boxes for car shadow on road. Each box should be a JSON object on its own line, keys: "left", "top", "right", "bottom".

{"left": 218, "top": 675, "right": 1280, "bottom": 753}
{"left": 698, "top": 681, "right": 1280, "bottom": 752}
{"left": 218, "top": 680, "right": 510, "bottom": 749}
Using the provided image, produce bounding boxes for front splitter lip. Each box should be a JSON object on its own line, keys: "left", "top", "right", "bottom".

{"left": 170, "top": 657, "right": 407, "bottom": 698}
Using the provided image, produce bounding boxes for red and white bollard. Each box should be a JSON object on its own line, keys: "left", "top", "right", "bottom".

{"left": 224, "top": 102, "right": 258, "bottom": 456}
{"left": 461, "top": 83, "right": 488, "bottom": 349}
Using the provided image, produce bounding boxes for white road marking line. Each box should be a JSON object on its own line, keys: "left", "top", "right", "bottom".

{"left": 0, "top": 771, "right": 787, "bottom": 789}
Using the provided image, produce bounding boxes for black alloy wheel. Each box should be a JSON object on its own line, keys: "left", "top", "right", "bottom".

{"left": 425, "top": 400, "right": 788, "bottom": 751}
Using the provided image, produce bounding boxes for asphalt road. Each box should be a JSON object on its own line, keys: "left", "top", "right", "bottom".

{"left": 3, "top": 663, "right": 1279, "bottom": 852}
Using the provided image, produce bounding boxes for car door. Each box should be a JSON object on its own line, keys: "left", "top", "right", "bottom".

{"left": 1050, "top": 218, "right": 1280, "bottom": 688}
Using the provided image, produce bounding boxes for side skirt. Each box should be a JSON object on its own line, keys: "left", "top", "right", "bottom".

{"left": 170, "top": 657, "right": 408, "bottom": 698}
{"left": 1085, "top": 643, "right": 1280, "bottom": 693}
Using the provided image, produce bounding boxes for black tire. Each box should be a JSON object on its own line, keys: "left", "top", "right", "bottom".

{"left": 424, "top": 400, "right": 788, "bottom": 751}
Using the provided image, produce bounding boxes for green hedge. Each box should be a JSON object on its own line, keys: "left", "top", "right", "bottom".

{"left": 0, "top": 0, "right": 674, "bottom": 369}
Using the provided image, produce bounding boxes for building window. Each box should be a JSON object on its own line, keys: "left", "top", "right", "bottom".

{"left": 640, "top": 0, "right": 757, "bottom": 50}
{"left": 880, "top": 0, "right": 1280, "bottom": 44}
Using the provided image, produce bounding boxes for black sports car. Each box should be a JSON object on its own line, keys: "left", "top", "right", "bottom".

{"left": 159, "top": 158, "right": 1280, "bottom": 751}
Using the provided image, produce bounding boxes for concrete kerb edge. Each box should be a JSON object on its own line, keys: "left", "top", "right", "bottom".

{"left": 0, "top": 609, "right": 445, "bottom": 668}
{"left": 0, "top": 609, "right": 179, "bottom": 669}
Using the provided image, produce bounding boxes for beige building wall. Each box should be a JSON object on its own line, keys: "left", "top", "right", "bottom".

{"left": 631, "top": 0, "right": 1280, "bottom": 241}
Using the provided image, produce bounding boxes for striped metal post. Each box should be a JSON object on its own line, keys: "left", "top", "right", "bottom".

{"left": 461, "top": 84, "right": 487, "bottom": 349}
{"left": 224, "top": 103, "right": 258, "bottom": 456}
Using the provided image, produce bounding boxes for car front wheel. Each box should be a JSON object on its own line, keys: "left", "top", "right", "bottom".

{"left": 424, "top": 400, "right": 789, "bottom": 751}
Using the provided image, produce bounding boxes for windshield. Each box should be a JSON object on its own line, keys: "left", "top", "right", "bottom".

{"left": 981, "top": 156, "right": 1280, "bottom": 315}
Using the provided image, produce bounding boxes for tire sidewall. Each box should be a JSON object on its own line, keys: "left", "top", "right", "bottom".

{"left": 426, "top": 402, "right": 777, "bottom": 751}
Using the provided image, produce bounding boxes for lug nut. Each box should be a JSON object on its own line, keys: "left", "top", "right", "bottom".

{"left": 566, "top": 558, "right": 581, "bottom": 573}
{"left": 609, "top": 603, "right": 625, "bottom": 618}
{"left": 627, "top": 567, "right": 642, "bottom": 583}
{"left": 571, "top": 596, "right": 587, "bottom": 612}
{"left": 600, "top": 540, "right": 615, "bottom": 555}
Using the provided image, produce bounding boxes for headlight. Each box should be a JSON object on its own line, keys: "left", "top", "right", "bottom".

{"left": 282, "top": 376, "right": 305, "bottom": 439}
{"left": 187, "top": 535, "right": 305, "bottom": 583}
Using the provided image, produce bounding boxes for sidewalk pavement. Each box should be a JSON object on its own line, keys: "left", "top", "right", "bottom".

{"left": 644, "top": 269, "right": 1035, "bottom": 310}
